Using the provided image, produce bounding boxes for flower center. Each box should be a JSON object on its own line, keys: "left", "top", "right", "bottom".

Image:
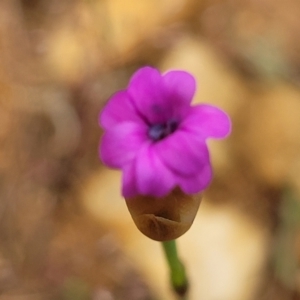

{"left": 148, "top": 120, "right": 178, "bottom": 141}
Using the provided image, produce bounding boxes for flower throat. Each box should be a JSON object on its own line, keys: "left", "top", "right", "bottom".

{"left": 148, "top": 120, "right": 178, "bottom": 141}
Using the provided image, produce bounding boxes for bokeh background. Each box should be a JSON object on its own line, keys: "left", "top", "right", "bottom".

{"left": 1, "top": 0, "right": 300, "bottom": 299}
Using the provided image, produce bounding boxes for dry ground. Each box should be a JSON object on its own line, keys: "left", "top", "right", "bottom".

{"left": 1, "top": 1, "right": 300, "bottom": 299}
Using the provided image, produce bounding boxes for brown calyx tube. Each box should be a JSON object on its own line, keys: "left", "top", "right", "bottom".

{"left": 125, "top": 188, "right": 202, "bottom": 241}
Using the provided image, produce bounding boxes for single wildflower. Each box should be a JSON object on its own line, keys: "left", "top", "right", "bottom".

{"left": 99, "top": 66, "right": 231, "bottom": 198}
{"left": 99, "top": 68, "right": 231, "bottom": 295}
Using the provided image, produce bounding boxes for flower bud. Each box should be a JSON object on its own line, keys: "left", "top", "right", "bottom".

{"left": 125, "top": 188, "right": 201, "bottom": 241}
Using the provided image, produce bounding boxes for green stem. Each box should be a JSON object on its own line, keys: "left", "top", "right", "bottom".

{"left": 161, "top": 240, "right": 189, "bottom": 298}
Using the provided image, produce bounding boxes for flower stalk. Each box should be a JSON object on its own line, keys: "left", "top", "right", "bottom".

{"left": 162, "top": 240, "right": 188, "bottom": 298}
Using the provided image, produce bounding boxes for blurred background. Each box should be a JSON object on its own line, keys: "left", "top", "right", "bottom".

{"left": 1, "top": 0, "right": 300, "bottom": 299}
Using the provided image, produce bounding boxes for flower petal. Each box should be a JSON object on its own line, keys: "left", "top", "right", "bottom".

{"left": 181, "top": 104, "right": 231, "bottom": 138}
{"left": 100, "top": 122, "right": 147, "bottom": 168}
{"left": 122, "top": 162, "right": 139, "bottom": 198}
{"left": 135, "top": 145, "right": 176, "bottom": 197}
{"left": 128, "top": 67, "right": 171, "bottom": 124}
{"left": 154, "top": 130, "right": 209, "bottom": 176}
{"left": 163, "top": 70, "right": 196, "bottom": 106}
{"left": 178, "top": 163, "right": 212, "bottom": 194}
{"left": 100, "top": 91, "right": 143, "bottom": 130}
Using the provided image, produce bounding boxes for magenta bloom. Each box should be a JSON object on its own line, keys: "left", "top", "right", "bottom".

{"left": 99, "top": 67, "right": 231, "bottom": 198}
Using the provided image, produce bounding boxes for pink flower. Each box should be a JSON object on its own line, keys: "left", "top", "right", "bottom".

{"left": 99, "top": 67, "right": 231, "bottom": 198}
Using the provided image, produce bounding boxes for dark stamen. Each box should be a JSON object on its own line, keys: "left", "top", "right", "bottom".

{"left": 148, "top": 120, "right": 178, "bottom": 141}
